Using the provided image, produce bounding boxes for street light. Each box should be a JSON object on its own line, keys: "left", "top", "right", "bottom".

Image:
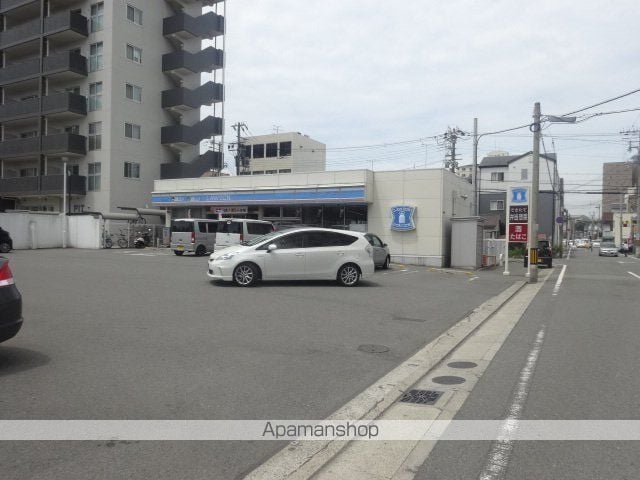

{"left": 62, "top": 157, "right": 68, "bottom": 248}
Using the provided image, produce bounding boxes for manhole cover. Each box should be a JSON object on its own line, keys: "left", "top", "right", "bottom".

{"left": 447, "top": 361, "right": 478, "bottom": 369}
{"left": 432, "top": 375, "right": 466, "bottom": 385}
{"left": 357, "top": 344, "right": 390, "bottom": 354}
{"left": 399, "top": 389, "right": 443, "bottom": 405}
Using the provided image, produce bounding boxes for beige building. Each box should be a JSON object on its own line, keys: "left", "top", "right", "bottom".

{"left": 0, "top": 0, "right": 223, "bottom": 214}
{"left": 153, "top": 167, "right": 474, "bottom": 266}
{"left": 239, "top": 132, "right": 325, "bottom": 175}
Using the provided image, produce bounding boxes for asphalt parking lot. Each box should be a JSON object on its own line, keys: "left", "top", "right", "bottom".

{"left": 1, "top": 248, "right": 519, "bottom": 480}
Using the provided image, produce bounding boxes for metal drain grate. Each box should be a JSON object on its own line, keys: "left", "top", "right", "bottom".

{"left": 399, "top": 389, "right": 443, "bottom": 405}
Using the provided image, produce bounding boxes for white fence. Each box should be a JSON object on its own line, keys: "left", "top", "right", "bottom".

{"left": 482, "top": 238, "right": 506, "bottom": 267}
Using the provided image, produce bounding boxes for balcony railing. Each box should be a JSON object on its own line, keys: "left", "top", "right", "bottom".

{"left": 0, "top": 0, "right": 37, "bottom": 14}
{"left": 161, "top": 116, "right": 223, "bottom": 145}
{"left": 162, "top": 47, "right": 223, "bottom": 75}
{"left": 0, "top": 133, "right": 86, "bottom": 158}
{"left": 0, "top": 17, "right": 39, "bottom": 49}
{"left": 43, "top": 50, "right": 88, "bottom": 77}
{"left": 0, "top": 92, "right": 87, "bottom": 122}
{"left": 0, "top": 174, "right": 86, "bottom": 196}
{"left": 161, "top": 151, "right": 224, "bottom": 179}
{"left": 44, "top": 10, "right": 89, "bottom": 38}
{"left": 163, "top": 11, "right": 224, "bottom": 39}
{"left": 162, "top": 81, "right": 223, "bottom": 110}
{"left": 0, "top": 56, "right": 39, "bottom": 86}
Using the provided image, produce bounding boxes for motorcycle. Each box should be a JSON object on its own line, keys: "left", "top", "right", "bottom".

{"left": 133, "top": 229, "right": 152, "bottom": 249}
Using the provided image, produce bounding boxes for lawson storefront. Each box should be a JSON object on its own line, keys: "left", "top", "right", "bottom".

{"left": 152, "top": 168, "right": 474, "bottom": 266}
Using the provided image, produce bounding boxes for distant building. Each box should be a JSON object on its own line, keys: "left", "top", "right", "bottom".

{"left": 239, "top": 132, "right": 325, "bottom": 175}
{"left": 477, "top": 152, "right": 563, "bottom": 244}
{"left": 601, "top": 161, "right": 639, "bottom": 229}
{"left": 456, "top": 164, "right": 473, "bottom": 181}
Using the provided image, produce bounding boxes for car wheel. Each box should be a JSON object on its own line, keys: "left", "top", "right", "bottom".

{"left": 174, "top": 250, "right": 184, "bottom": 256}
{"left": 0, "top": 242, "right": 10, "bottom": 253}
{"left": 195, "top": 245, "right": 207, "bottom": 256}
{"left": 233, "top": 263, "right": 257, "bottom": 287}
{"left": 337, "top": 263, "right": 361, "bottom": 287}
{"left": 382, "top": 256, "right": 390, "bottom": 270}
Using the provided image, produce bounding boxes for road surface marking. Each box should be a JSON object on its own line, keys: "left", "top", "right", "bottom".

{"left": 552, "top": 264, "right": 567, "bottom": 296}
{"left": 478, "top": 327, "right": 546, "bottom": 480}
{"left": 628, "top": 271, "right": 640, "bottom": 280}
{"left": 469, "top": 276, "right": 479, "bottom": 281}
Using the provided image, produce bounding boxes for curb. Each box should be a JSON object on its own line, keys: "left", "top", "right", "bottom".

{"left": 244, "top": 279, "right": 528, "bottom": 480}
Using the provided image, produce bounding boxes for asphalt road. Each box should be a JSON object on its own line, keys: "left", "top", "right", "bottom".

{"left": 416, "top": 247, "right": 640, "bottom": 479}
{"left": 0, "top": 248, "right": 516, "bottom": 480}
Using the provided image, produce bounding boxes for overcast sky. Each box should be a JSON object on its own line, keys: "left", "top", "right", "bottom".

{"left": 204, "top": 0, "right": 640, "bottom": 215}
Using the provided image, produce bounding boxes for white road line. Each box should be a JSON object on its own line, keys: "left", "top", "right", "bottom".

{"left": 552, "top": 264, "right": 567, "bottom": 296}
{"left": 628, "top": 271, "right": 640, "bottom": 280}
{"left": 478, "top": 327, "right": 546, "bottom": 480}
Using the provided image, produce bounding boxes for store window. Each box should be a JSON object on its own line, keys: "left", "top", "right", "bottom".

{"left": 266, "top": 142, "right": 278, "bottom": 157}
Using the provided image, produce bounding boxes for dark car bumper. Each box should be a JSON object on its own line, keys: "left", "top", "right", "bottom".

{"left": 0, "top": 284, "right": 22, "bottom": 343}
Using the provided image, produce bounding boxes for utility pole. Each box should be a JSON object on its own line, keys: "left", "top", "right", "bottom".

{"left": 231, "top": 122, "right": 247, "bottom": 175}
{"left": 527, "top": 102, "right": 541, "bottom": 283}
{"left": 443, "top": 126, "right": 465, "bottom": 173}
{"left": 472, "top": 118, "right": 478, "bottom": 215}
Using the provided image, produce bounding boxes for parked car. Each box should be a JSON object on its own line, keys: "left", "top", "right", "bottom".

{"left": 214, "top": 219, "right": 274, "bottom": 250}
{"left": 599, "top": 242, "right": 618, "bottom": 257}
{"left": 0, "top": 226, "right": 13, "bottom": 253}
{"left": 207, "top": 227, "right": 375, "bottom": 287}
{"left": 170, "top": 218, "right": 220, "bottom": 256}
{"left": 364, "top": 233, "right": 391, "bottom": 269}
{"left": 592, "top": 240, "right": 601, "bottom": 248}
{"left": 0, "top": 257, "right": 22, "bottom": 343}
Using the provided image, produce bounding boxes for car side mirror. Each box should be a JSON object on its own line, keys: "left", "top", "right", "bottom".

{"left": 382, "top": 243, "right": 388, "bottom": 247}
{"left": 267, "top": 244, "right": 277, "bottom": 252}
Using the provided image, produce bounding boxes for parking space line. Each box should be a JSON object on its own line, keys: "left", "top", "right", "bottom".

{"left": 628, "top": 271, "right": 640, "bottom": 280}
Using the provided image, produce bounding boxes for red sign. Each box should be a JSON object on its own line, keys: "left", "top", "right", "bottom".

{"left": 508, "top": 224, "right": 528, "bottom": 243}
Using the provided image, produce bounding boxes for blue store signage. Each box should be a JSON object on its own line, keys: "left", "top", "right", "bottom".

{"left": 510, "top": 187, "right": 528, "bottom": 204}
{"left": 391, "top": 206, "right": 416, "bottom": 231}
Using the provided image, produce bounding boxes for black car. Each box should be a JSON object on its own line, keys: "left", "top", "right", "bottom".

{"left": 0, "top": 226, "right": 12, "bottom": 253}
{"left": 0, "top": 257, "right": 22, "bottom": 343}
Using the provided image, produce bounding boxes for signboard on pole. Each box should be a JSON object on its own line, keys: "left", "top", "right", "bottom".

{"left": 508, "top": 223, "right": 528, "bottom": 243}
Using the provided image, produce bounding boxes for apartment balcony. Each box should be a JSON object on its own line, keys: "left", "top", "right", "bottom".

{"left": 163, "top": 11, "right": 224, "bottom": 41}
{"left": 161, "top": 116, "right": 223, "bottom": 146}
{"left": 165, "top": 0, "right": 224, "bottom": 9}
{"left": 162, "top": 81, "right": 223, "bottom": 111}
{"left": 0, "top": 174, "right": 86, "bottom": 196}
{"left": 43, "top": 50, "right": 88, "bottom": 79}
{"left": 160, "top": 151, "right": 223, "bottom": 179}
{"left": 0, "top": 0, "right": 38, "bottom": 15}
{"left": 44, "top": 9, "right": 89, "bottom": 42}
{"left": 162, "top": 47, "right": 223, "bottom": 77}
{"left": 0, "top": 133, "right": 86, "bottom": 159}
{"left": 0, "top": 17, "right": 39, "bottom": 49}
{"left": 0, "top": 92, "right": 87, "bottom": 122}
{"left": 0, "top": 56, "right": 39, "bottom": 86}
{"left": 40, "top": 174, "right": 86, "bottom": 195}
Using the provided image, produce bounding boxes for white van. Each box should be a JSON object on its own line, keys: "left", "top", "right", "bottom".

{"left": 171, "top": 219, "right": 220, "bottom": 256}
{"left": 214, "top": 219, "right": 274, "bottom": 250}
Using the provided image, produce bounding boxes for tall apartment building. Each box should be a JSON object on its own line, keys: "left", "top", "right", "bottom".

{"left": 601, "top": 161, "right": 639, "bottom": 227}
{"left": 0, "top": 0, "right": 224, "bottom": 214}
{"left": 239, "top": 132, "right": 326, "bottom": 175}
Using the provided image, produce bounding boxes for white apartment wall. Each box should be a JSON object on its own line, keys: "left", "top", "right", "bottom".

{"left": 479, "top": 154, "right": 557, "bottom": 192}
{"left": 245, "top": 132, "right": 326, "bottom": 173}
{"left": 107, "top": 0, "right": 177, "bottom": 213}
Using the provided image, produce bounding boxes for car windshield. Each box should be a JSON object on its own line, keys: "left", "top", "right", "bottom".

{"left": 242, "top": 230, "right": 283, "bottom": 247}
{"left": 601, "top": 242, "right": 616, "bottom": 248}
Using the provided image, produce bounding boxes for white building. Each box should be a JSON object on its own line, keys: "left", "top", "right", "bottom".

{"left": 153, "top": 168, "right": 474, "bottom": 267}
{"left": 239, "top": 132, "right": 325, "bottom": 175}
{"left": 0, "top": 0, "right": 223, "bottom": 214}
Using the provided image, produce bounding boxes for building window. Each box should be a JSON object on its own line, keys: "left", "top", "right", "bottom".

{"left": 88, "top": 82, "right": 102, "bottom": 111}
{"left": 489, "top": 200, "right": 505, "bottom": 211}
{"left": 124, "top": 122, "right": 141, "bottom": 140}
{"left": 88, "top": 162, "right": 101, "bottom": 191}
{"left": 279, "top": 141, "right": 292, "bottom": 156}
{"left": 64, "top": 125, "right": 80, "bottom": 134}
{"left": 279, "top": 169, "right": 292, "bottom": 174}
{"left": 521, "top": 168, "right": 528, "bottom": 180}
{"left": 124, "top": 161, "right": 140, "bottom": 178}
{"left": 19, "top": 167, "right": 37, "bottom": 177}
{"left": 65, "top": 86, "right": 81, "bottom": 95}
{"left": 252, "top": 171, "right": 264, "bottom": 175}
{"left": 252, "top": 144, "right": 264, "bottom": 158}
{"left": 20, "top": 130, "right": 38, "bottom": 138}
{"left": 491, "top": 172, "right": 504, "bottom": 182}
{"left": 127, "top": 5, "right": 143, "bottom": 25}
{"left": 126, "top": 44, "right": 142, "bottom": 64}
{"left": 68, "top": 165, "right": 80, "bottom": 175}
{"left": 125, "top": 83, "right": 142, "bottom": 102}
{"left": 265, "top": 169, "right": 277, "bottom": 174}
{"left": 88, "top": 122, "right": 102, "bottom": 150}
{"left": 90, "top": 2, "right": 104, "bottom": 32}
{"left": 266, "top": 142, "right": 278, "bottom": 158}
{"left": 89, "top": 42, "right": 103, "bottom": 71}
